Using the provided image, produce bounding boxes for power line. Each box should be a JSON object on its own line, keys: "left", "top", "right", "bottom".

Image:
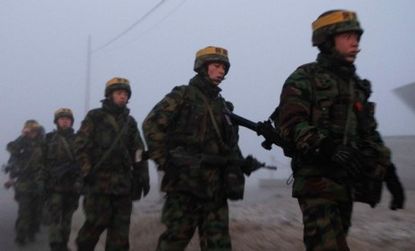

{"left": 102, "top": 0, "right": 187, "bottom": 54}
{"left": 92, "top": 0, "right": 167, "bottom": 53}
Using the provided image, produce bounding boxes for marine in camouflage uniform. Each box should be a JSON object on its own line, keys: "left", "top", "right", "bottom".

{"left": 42, "top": 108, "right": 81, "bottom": 251}
{"left": 276, "top": 10, "right": 405, "bottom": 251}
{"left": 5, "top": 120, "right": 45, "bottom": 245}
{"left": 143, "top": 46, "right": 255, "bottom": 251}
{"left": 74, "top": 78, "right": 149, "bottom": 251}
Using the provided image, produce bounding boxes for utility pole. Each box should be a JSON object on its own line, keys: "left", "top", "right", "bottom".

{"left": 84, "top": 35, "right": 92, "bottom": 115}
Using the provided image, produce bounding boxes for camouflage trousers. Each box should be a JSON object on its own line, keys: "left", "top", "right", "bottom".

{"left": 298, "top": 197, "right": 353, "bottom": 251}
{"left": 157, "top": 193, "right": 231, "bottom": 251}
{"left": 76, "top": 193, "right": 132, "bottom": 251}
{"left": 47, "top": 192, "right": 79, "bottom": 251}
{"left": 14, "top": 191, "right": 42, "bottom": 243}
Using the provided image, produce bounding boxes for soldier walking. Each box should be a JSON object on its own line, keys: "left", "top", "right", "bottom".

{"left": 74, "top": 77, "right": 150, "bottom": 251}
{"left": 143, "top": 46, "right": 260, "bottom": 251}
{"left": 42, "top": 108, "right": 81, "bottom": 251}
{"left": 4, "top": 119, "right": 45, "bottom": 245}
{"left": 276, "top": 10, "right": 405, "bottom": 250}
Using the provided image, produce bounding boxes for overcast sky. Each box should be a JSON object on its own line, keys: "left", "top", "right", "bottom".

{"left": 1, "top": 0, "right": 414, "bottom": 179}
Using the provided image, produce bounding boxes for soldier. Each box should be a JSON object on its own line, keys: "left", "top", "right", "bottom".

{"left": 42, "top": 108, "right": 81, "bottom": 251}
{"left": 74, "top": 77, "right": 150, "bottom": 251}
{"left": 276, "top": 10, "right": 405, "bottom": 250}
{"left": 143, "top": 46, "right": 260, "bottom": 251}
{"left": 4, "top": 119, "right": 45, "bottom": 245}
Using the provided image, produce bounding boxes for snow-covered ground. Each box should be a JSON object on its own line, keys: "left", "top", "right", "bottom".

{"left": 68, "top": 182, "right": 414, "bottom": 251}
{"left": 1, "top": 177, "right": 414, "bottom": 251}
{"left": 0, "top": 135, "right": 413, "bottom": 250}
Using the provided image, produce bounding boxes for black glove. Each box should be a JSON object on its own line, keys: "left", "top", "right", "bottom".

{"left": 131, "top": 162, "right": 150, "bottom": 201}
{"left": 385, "top": 164, "right": 405, "bottom": 210}
{"left": 256, "top": 121, "right": 278, "bottom": 150}
{"left": 320, "top": 138, "right": 362, "bottom": 178}
{"left": 241, "top": 155, "right": 264, "bottom": 176}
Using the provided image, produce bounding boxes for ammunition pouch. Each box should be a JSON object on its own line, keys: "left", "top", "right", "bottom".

{"left": 353, "top": 162, "right": 386, "bottom": 208}
{"left": 164, "top": 148, "right": 245, "bottom": 200}
{"left": 223, "top": 164, "right": 245, "bottom": 200}
{"left": 353, "top": 176, "right": 383, "bottom": 208}
{"left": 164, "top": 150, "right": 213, "bottom": 198}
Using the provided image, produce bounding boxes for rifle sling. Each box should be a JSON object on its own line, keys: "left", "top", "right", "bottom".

{"left": 192, "top": 87, "right": 226, "bottom": 146}
{"left": 92, "top": 115, "right": 131, "bottom": 171}
{"left": 57, "top": 134, "right": 75, "bottom": 162}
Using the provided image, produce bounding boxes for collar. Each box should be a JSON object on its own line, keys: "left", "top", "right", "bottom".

{"left": 317, "top": 53, "right": 357, "bottom": 79}
{"left": 189, "top": 74, "right": 222, "bottom": 98}
{"left": 57, "top": 127, "right": 74, "bottom": 137}
{"left": 101, "top": 99, "right": 129, "bottom": 116}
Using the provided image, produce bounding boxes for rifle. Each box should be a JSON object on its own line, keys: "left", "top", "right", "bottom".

{"left": 168, "top": 148, "right": 277, "bottom": 172}
{"left": 225, "top": 111, "right": 280, "bottom": 151}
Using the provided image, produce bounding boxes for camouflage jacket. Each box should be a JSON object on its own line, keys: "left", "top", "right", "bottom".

{"left": 143, "top": 74, "right": 242, "bottom": 198}
{"left": 42, "top": 128, "right": 80, "bottom": 193}
{"left": 278, "top": 53, "right": 390, "bottom": 201}
{"left": 6, "top": 135, "right": 44, "bottom": 193}
{"left": 75, "top": 99, "right": 147, "bottom": 195}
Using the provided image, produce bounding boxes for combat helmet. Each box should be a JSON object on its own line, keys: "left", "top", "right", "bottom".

{"left": 54, "top": 108, "right": 74, "bottom": 124}
{"left": 312, "top": 10, "right": 363, "bottom": 47}
{"left": 23, "top": 119, "right": 41, "bottom": 131}
{"left": 105, "top": 77, "right": 131, "bottom": 99}
{"left": 194, "top": 46, "right": 230, "bottom": 74}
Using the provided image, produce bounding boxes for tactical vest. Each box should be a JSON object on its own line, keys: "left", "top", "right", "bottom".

{"left": 45, "top": 130, "right": 80, "bottom": 192}
{"left": 161, "top": 84, "right": 241, "bottom": 199}
{"left": 166, "top": 85, "right": 237, "bottom": 154}
{"left": 87, "top": 109, "right": 134, "bottom": 170}
{"left": 45, "top": 131, "right": 76, "bottom": 166}
{"left": 275, "top": 62, "right": 372, "bottom": 159}
{"left": 306, "top": 63, "right": 370, "bottom": 145}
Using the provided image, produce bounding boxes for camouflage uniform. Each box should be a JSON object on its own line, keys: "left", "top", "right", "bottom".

{"left": 6, "top": 121, "right": 45, "bottom": 244}
{"left": 277, "top": 10, "right": 391, "bottom": 251}
{"left": 74, "top": 78, "right": 148, "bottom": 251}
{"left": 43, "top": 126, "right": 81, "bottom": 251}
{"left": 143, "top": 55, "right": 243, "bottom": 251}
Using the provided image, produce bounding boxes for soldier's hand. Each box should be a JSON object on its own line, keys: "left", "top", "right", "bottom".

{"left": 256, "top": 121, "right": 278, "bottom": 150}
{"left": 320, "top": 138, "right": 362, "bottom": 178}
{"left": 241, "top": 155, "right": 264, "bottom": 176}
{"left": 332, "top": 145, "right": 362, "bottom": 178}
{"left": 132, "top": 162, "right": 150, "bottom": 201}
{"left": 385, "top": 164, "right": 405, "bottom": 210}
{"left": 390, "top": 192, "right": 405, "bottom": 210}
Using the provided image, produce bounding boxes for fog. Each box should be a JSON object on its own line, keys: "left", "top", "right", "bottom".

{"left": 1, "top": 0, "right": 415, "bottom": 181}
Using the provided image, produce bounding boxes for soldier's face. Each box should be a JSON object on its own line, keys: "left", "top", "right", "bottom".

{"left": 111, "top": 89, "right": 129, "bottom": 107}
{"left": 207, "top": 62, "right": 226, "bottom": 86}
{"left": 57, "top": 117, "right": 72, "bottom": 129}
{"left": 334, "top": 31, "right": 361, "bottom": 63}
{"left": 26, "top": 129, "right": 39, "bottom": 139}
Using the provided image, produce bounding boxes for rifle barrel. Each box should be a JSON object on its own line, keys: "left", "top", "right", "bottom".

{"left": 226, "top": 112, "right": 258, "bottom": 132}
